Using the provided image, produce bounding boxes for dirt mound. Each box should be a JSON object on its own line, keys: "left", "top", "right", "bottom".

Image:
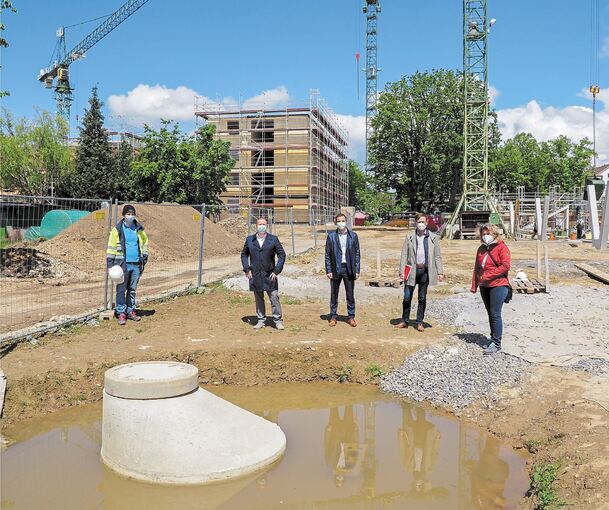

{"left": 0, "top": 248, "right": 54, "bottom": 278}
{"left": 40, "top": 204, "right": 244, "bottom": 273}
{"left": 217, "top": 215, "right": 249, "bottom": 238}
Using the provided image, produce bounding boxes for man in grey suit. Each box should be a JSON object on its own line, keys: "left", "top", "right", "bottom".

{"left": 396, "top": 213, "right": 444, "bottom": 332}
{"left": 241, "top": 217, "right": 286, "bottom": 330}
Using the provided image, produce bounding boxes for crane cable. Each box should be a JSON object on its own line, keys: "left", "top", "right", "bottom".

{"left": 590, "top": 0, "right": 600, "bottom": 169}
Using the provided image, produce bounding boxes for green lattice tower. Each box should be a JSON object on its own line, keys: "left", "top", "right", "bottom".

{"left": 448, "top": 0, "right": 504, "bottom": 234}
{"left": 363, "top": 0, "right": 380, "bottom": 171}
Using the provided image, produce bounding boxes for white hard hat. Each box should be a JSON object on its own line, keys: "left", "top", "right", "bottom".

{"left": 515, "top": 271, "right": 528, "bottom": 281}
{"left": 109, "top": 265, "right": 124, "bottom": 284}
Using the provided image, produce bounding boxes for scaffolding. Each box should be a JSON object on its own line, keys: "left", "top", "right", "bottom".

{"left": 195, "top": 90, "right": 349, "bottom": 224}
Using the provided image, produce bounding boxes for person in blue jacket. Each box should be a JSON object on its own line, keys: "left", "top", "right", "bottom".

{"left": 241, "top": 217, "right": 287, "bottom": 330}
{"left": 325, "top": 213, "right": 361, "bottom": 327}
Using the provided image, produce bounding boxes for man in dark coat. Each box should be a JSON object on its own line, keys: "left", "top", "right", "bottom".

{"left": 325, "top": 213, "right": 361, "bottom": 327}
{"left": 241, "top": 217, "right": 287, "bottom": 330}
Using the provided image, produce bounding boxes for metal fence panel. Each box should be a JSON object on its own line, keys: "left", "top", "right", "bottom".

{"left": 0, "top": 195, "right": 111, "bottom": 335}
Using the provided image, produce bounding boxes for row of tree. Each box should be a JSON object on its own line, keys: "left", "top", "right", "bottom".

{"left": 1, "top": 70, "right": 596, "bottom": 211}
{"left": 0, "top": 88, "right": 234, "bottom": 205}
{"left": 366, "top": 69, "right": 594, "bottom": 213}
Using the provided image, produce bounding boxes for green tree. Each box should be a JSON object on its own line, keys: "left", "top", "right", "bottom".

{"left": 0, "top": 109, "right": 72, "bottom": 194}
{"left": 490, "top": 133, "right": 593, "bottom": 193}
{"left": 0, "top": 1, "right": 17, "bottom": 98}
{"left": 130, "top": 121, "right": 232, "bottom": 204}
{"left": 109, "top": 139, "right": 134, "bottom": 200}
{"left": 355, "top": 188, "right": 396, "bottom": 220}
{"left": 348, "top": 159, "right": 366, "bottom": 208}
{"left": 69, "top": 87, "right": 113, "bottom": 198}
{"left": 542, "top": 136, "right": 593, "bottom": 191}
{"left": 369, "top": 69, "right": 500, "bottom": 211}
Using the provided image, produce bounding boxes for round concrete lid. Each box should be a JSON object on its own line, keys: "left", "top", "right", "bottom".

{"left": 104, "top": 362, "right": 199, "bottom": 399}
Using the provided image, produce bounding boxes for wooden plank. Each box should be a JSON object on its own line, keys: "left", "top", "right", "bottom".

{"left": 575, "top": 263, "right": 609, "bottom": 285}
{"left": 0, "top": 369, "right": 6, "bottom": 418}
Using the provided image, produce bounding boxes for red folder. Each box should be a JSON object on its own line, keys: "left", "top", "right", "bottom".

{"left": 403, "top": 264, "right": 413, "bottom": 280}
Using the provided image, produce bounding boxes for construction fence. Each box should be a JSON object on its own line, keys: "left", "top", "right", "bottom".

{"left": 0, "top": 195, "right": 342, "bottom": 340}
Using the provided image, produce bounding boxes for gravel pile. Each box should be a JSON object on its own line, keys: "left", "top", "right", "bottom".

{"left": 569, "top": 358, "right": 609, "bottom": 376}
{"left": 381, "top": 340, "right": 529, "bottom": 412}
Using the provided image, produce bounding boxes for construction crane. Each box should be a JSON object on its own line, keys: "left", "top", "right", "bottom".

{"left": 37, "top": 0, "right": 150, "bottom": 122}
{"left": 447, "top": 0, "right": 506, "bottom": 238}
{"left": 590, "top": 0, "right": 600, "bottom": 169}
{"left": 362, "top": 0, "right": 381, "bottom": 172}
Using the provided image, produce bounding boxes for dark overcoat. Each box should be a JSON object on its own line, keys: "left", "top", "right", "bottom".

{"left": 240, "top": 234, "right": 286, "bottom": 292}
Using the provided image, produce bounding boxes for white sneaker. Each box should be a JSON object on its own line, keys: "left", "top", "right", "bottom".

{"left": 275, "top": 321, "right": 285, "bottom": 330}
{"left": 253, "top": 320, "right": 266, "bottom": 330}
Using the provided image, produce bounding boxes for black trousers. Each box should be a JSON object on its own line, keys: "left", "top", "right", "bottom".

{"left": 402, "top": 267, "right": 429, "bottom": 324}
{"left": 330, "top": 263, "right": 355, "bottom": 319}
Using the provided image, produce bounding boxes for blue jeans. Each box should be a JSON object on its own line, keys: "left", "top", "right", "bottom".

{"left": 403, "top": 267, "right": 428, "bottom": 324}
{"left": 115, "top": 262, "right": 141, "bottom": 315}
{"left": 479, "top": 285, "right": 508, "bottom": 346}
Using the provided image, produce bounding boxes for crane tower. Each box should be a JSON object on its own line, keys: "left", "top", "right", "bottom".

{"left": 363, "top": 0, "right": 380, "bottom": 170}
{"left": 447, "top": 0, "right": 505, "bottom": 236}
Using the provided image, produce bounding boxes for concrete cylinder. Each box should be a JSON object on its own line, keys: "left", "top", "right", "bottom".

{"left": 101, "top": 361, "right": 286, "bottom": 485}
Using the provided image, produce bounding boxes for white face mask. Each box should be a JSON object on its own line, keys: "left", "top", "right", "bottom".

{"left": 416, "top": 222, "right": 427, "bottom": 231}
{"left": 124, "top": 214, "right": 135, "bottom": 224}
{"left": 337, "top": 221, "right": 347, "bottom": 229}
{"left": 257, "top": 224, "right": 267, "bottom": 234}
{"left": 482, "top": 234, "right": 495, "bottom": 245}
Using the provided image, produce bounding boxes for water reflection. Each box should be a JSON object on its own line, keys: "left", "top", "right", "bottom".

{"left": 1, "top": 383, "right": 527, "bottom": 510}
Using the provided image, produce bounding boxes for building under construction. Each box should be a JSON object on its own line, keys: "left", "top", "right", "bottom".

{"left": 195, "top": 91, "right": 349, "bottom": 223}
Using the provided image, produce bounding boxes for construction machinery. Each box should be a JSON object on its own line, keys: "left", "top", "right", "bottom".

{"left": 37, "top": 0, "right": 150, "bottom": 122}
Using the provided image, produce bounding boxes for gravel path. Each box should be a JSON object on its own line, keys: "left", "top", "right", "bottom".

{"left": 381, "top": 340, "right": 529, "bottom": 412}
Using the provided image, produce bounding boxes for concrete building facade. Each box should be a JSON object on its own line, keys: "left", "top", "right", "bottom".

{"left": 195, "top": 92, "right": 348, "bottom": 223}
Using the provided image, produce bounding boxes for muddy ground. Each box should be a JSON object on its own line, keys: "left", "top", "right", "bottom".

{"left": 2, "top": 230, "right": 609, "bottom": 509}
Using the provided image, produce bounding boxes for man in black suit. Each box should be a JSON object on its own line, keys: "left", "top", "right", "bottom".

{"left": 241, "top": 217, "right": 287, "bottom": 330}
{"left": 325, "top": 213, "right": 361, "bottom": 327}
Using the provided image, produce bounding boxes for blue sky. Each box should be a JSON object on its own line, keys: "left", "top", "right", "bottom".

{"left": 2, "top": 0, "right": 609, "bottom": 162}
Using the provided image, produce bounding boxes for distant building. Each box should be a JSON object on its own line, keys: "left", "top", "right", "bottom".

{"left": 594, "top": 163, "right": 609, "bottom": 184}
{"left": 67, "top": 131, "right": 143, "bottom": 154}
{"left": 195, "top": 91, "right": 349, "bottom": 224}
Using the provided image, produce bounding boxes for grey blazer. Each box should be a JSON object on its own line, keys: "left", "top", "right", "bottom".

{"left": 399, "top": 231, "right": 444, "bottom": 286}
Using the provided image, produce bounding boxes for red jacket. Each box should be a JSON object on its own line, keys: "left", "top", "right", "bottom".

{"left": 471, "top": 240, "right": 511, "bottom": 292}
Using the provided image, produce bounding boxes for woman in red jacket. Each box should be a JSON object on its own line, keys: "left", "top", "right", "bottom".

{"left": 471, "top": 224, "right": 511, "bottom": 355}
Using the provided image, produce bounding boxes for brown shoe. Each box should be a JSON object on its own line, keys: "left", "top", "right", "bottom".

{"left": 416, "top": 323, "right": 425, "bottom": 332}
{"left": 347, "top": 318, "right": 357, "bottom": 327}
{"left": 329, "top": 318, "right": 337, "bottom": 327}
{"left": 394, "top": 321, "right": 408, "bottom": 329}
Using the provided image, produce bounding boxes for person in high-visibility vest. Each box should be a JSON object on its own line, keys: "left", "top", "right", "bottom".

{"left": 106, "top": 204, "right": 149, "bottom": 325}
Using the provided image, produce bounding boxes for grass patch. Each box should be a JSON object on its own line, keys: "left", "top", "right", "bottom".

{"left": 336, "top": 365, "right": 353, "bottom": 383}
{"left": 227, "top": 293, "right": 253, "bottom": 305}
{"left": 530, "top": 462, "right": 566, "bottom": 510}
{"left": 58, "top": 323, "right": 83, "bottom": 336}
{"left": 283, "top": 297, "right": 303, "bottom": 305}
{"left": 365, "top": 363, "right": 385, "bottom": 379}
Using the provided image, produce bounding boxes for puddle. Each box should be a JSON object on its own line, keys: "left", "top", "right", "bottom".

{"left": 1, "top": 383, "right": 528, "bottom": 509}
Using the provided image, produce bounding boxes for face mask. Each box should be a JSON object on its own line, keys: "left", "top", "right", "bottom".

{"left": 124, "top": 214, "right": 135, "bottom": 224}
{"left": 416, "top": 222, "right": 426, "bottom": 231}
{"left": 482, "top": 234, "right": 494, "bottom": 245}
{"left": 337, "top": 221, "right": 347, "bottom": 229}
{"left": 257, "top": 225, "right": 267, "bottom": 234}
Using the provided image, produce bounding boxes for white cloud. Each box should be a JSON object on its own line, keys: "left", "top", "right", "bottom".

{"left": 107, "top": 84, "right": 201, "bottom": 125}
{"left": 496, "top": 92, "right": 609, "bottom": 164}
{"left": 488, "top": 85, "right": 500, "bottom": 105}
{"left": 335, "top": 114, "right": 366, "bottom": 163}
{"left": 242, "top": 86, "right": 290, "bottom": 109}
{"left": 107, "top": 85, "right": 292, "bottom": 125}
{"left": 602, "top": 35, "right": 609, "bottom": 58}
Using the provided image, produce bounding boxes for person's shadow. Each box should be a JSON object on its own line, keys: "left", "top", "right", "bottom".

{"left": 136, "top": 309, "right": 156, "bottom": 317}
{"left": 389, "top": 318, "right": 432, "bottom": 329}
{"left": 319, "top": 314, "right": 350, "bottom": 324}
{"left": 455, "top": 332, "right": 487, "bottom": 347}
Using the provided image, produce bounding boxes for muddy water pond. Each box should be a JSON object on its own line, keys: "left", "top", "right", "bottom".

{"left": 1, "top": 383, "right": 528, "bottom": 509}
